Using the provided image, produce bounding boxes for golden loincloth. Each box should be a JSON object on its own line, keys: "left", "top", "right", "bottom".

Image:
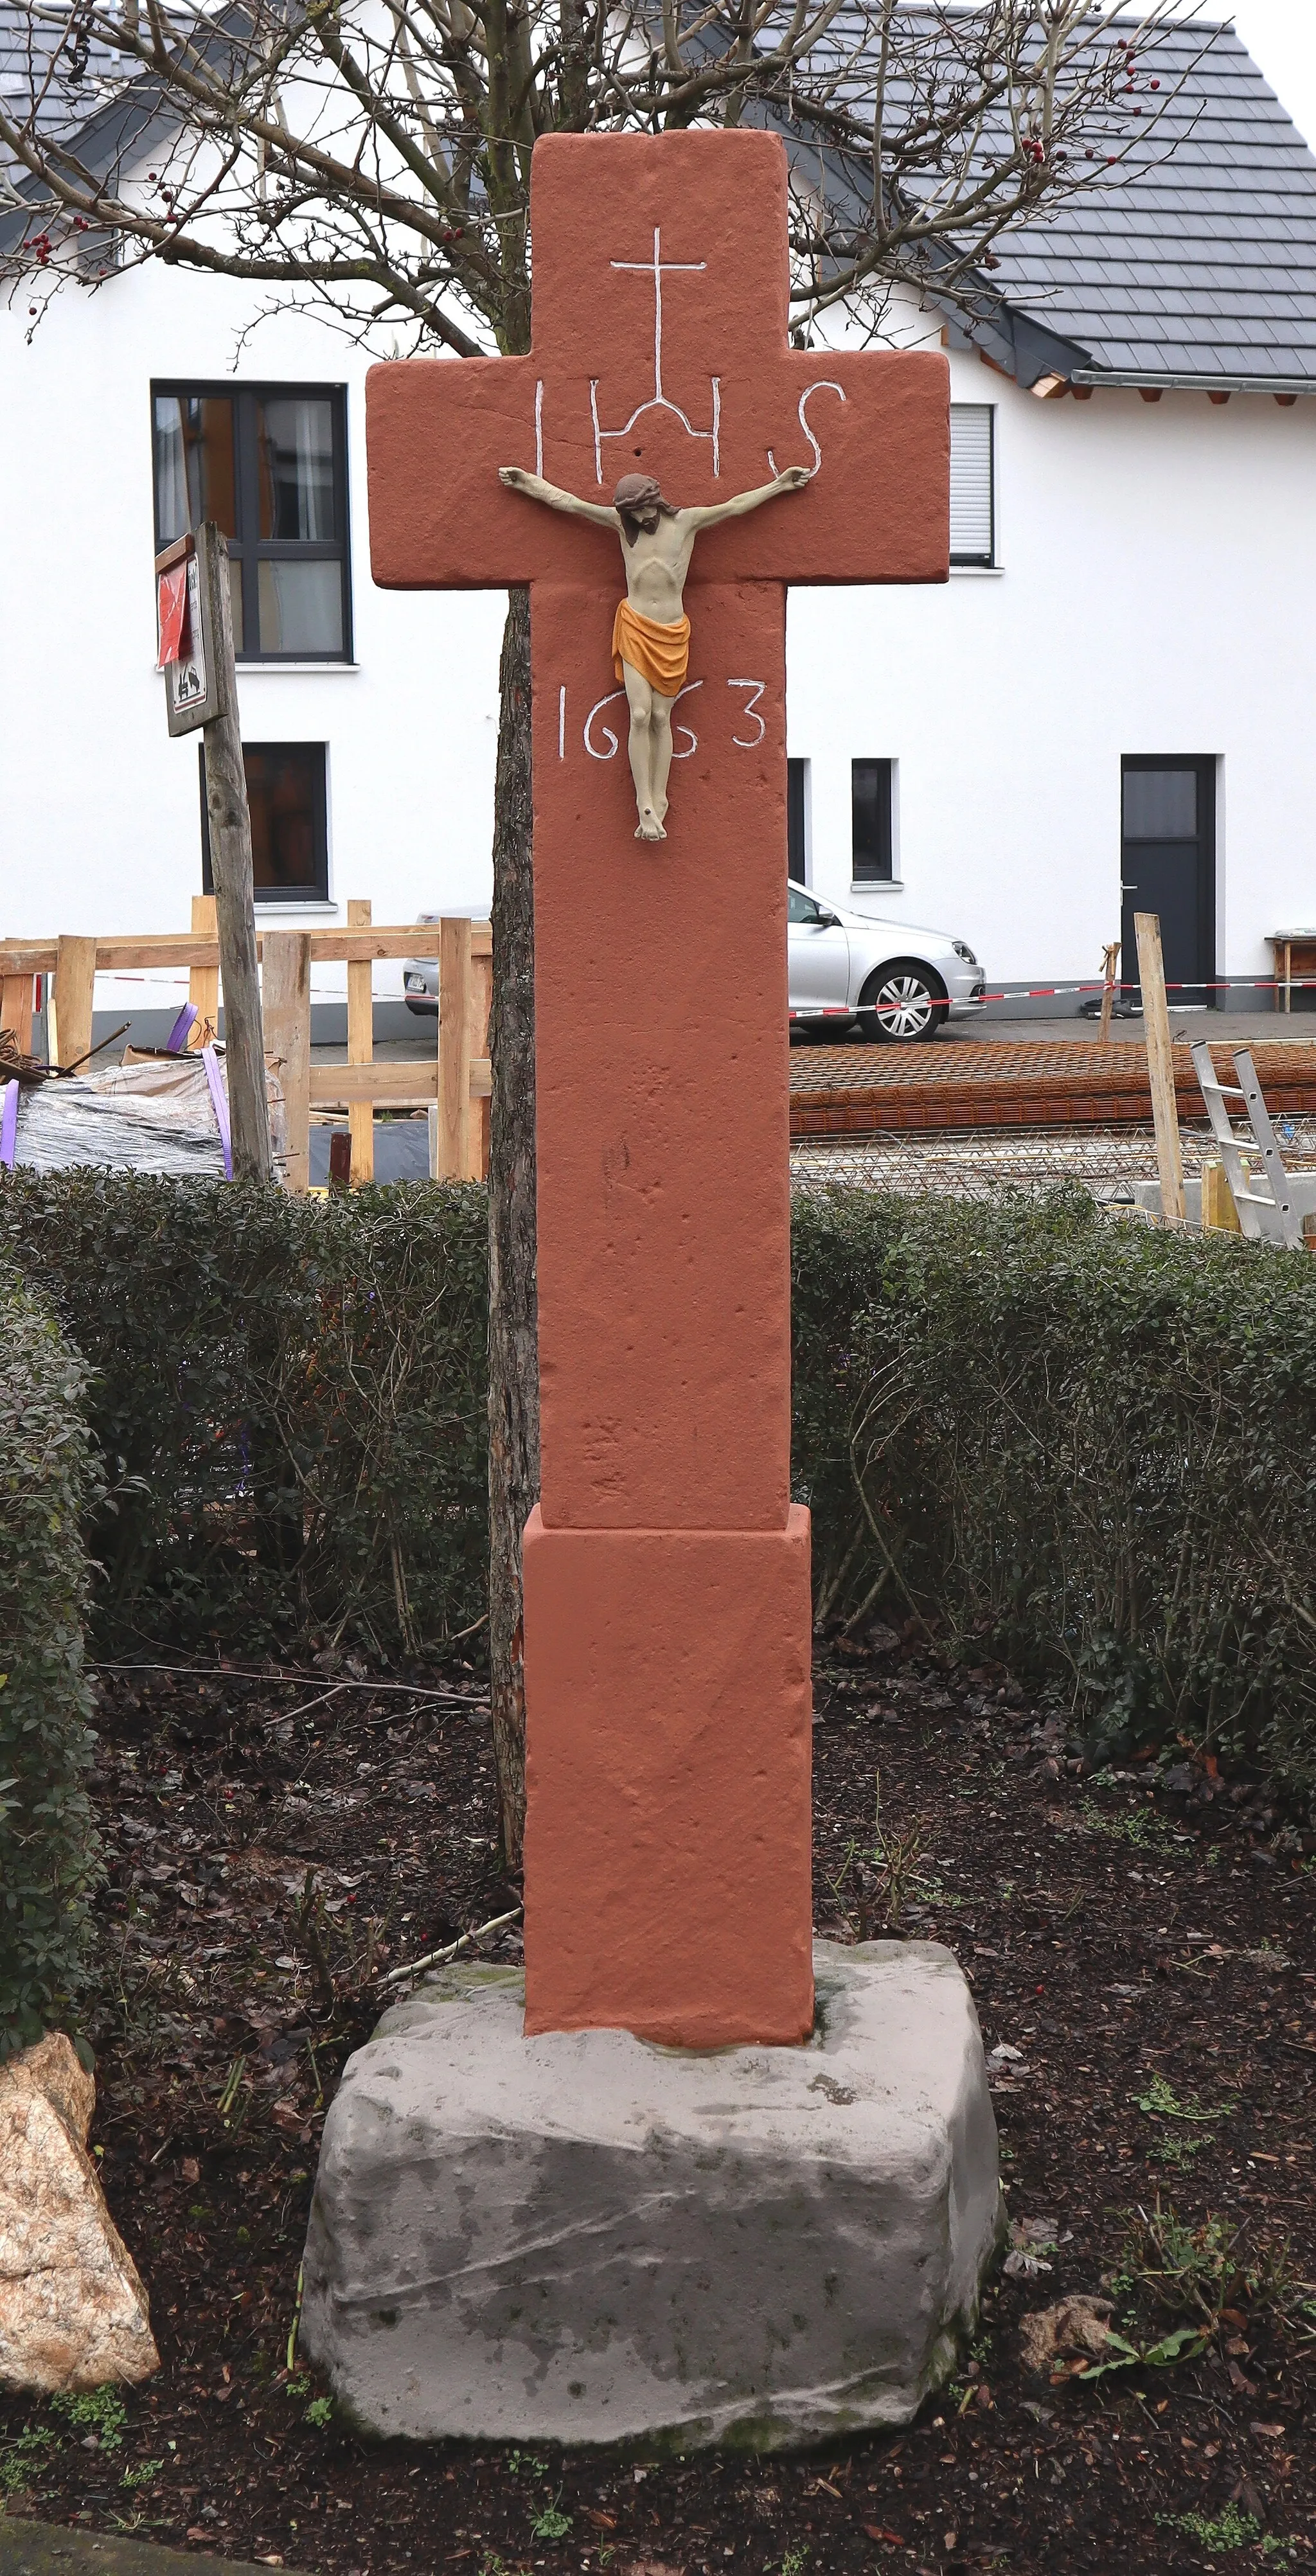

{"left": 612, "top": 598, "right": 690, "bottom": 696}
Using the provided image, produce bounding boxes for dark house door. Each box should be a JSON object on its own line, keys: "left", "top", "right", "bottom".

{"left": 1121, "top": 758, "right": 1216, "bottom": 1009}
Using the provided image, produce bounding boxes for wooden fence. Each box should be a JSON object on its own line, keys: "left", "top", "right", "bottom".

{"left": 0, "top": 897, "right": 492, "bottom": 1190}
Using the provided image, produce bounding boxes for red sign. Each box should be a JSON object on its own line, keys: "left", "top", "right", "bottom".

{"left": 157, "top": 560, "right": 190, "bottom": 667}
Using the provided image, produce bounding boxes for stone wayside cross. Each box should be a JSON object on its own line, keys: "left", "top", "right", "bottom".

{"left": 368, "top": 129, "right": 948, "bottom": 2049}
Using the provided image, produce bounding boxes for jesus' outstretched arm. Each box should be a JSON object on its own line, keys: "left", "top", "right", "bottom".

{"left": 499, "top": 466, "right": 619, "bottom": 529}
{"left": 680, "top": 466, "right": 811, "bottom": 529}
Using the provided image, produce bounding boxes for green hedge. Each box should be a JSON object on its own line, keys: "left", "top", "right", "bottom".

{"left": 0, "top": 1173, "right": 490, "bottom": 1661}
{"left": 793, "top": 1187, "right": 1316, "bottom": 1792}
{"left": 4, "top": 1175, "right": 1316, "bottom": 1797}
{"left": 0, "top": 1262, "right": 103, "bottom": 2056}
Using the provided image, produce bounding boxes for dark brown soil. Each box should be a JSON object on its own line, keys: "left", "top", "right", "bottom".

{"left": 4, "top": 1635, "right": 1315, "bottom": 2576}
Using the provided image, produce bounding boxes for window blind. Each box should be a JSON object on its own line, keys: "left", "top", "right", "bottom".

{"left": 950, "top": 404, "right": 995, "bottom": 565}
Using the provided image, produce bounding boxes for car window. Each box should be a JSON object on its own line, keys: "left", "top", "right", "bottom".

{"left": 788, "top": 885, "right": 821, "bottom": 925}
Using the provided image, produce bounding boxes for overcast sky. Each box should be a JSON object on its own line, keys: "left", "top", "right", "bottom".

{"left": 1195, "top": 3, "right": 1316, "bottom": 148}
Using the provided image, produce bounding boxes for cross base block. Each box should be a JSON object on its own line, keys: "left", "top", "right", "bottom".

{"left": 522, "top": 1506, "right": 813, "bottom": 2045}
{"left": 299, "top": 1944, "right": 1002, "bottom": 2449}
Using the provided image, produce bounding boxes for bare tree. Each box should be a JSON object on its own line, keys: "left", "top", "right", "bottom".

{"left": 0, "top": 0, "right": 1206, "bottom": 1863}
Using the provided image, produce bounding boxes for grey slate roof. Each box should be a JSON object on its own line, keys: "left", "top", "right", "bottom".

{"left": 0, "top": 3, "right": 243, "bottom": 250}
{"left": 0, "top": 4, "right": 126, "bottom": 164}
{"left": 3, "top": 4, "right": 1315, "bottom": 389}
{"left": 945, "top": 16, "right": 1316, "bottom": 388}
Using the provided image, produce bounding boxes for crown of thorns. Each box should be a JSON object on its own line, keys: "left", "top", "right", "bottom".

{"left": 613, "top": 474, "right": 677, "bottom": 518}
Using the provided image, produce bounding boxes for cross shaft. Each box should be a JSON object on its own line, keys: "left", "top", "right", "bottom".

{"left": 366, "top": 128, "right": 950, "bottom": 2043}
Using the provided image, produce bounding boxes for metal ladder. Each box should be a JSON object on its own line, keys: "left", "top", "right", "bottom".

{"left": 1189, "top": 1040, "right": 1303, "bottom": 1247}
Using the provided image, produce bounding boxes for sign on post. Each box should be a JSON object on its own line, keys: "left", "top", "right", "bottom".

{"left": 155, "top": 519, "right": 271, "bottom": 1182}
{"left": 156, "top": 528, "right": 227, "bottom": 736}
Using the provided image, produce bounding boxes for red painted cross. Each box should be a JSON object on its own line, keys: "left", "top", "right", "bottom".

{"left": 369, "top": 129, "right": 948, "bottom": 2046}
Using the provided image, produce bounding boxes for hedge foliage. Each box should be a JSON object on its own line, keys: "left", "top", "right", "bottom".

{"left": 4, "top": 1173, "right": 1316, "bottom": 1797}
{"left": 0, "top": 1172, "right": 490, "bottom": 1661}
{"left": 0, "top": 1262, "right": 103, "bottom": 2056}
{"left": 793, "top": 1187, "right": 1316, "bottom": 1793}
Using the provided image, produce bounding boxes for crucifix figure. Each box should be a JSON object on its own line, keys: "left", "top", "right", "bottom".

{"left": 367, "top": 127, "right": 948, "bottom": 2048}
{"left": 498, "top": 463, "right": 809, "bottom": 837}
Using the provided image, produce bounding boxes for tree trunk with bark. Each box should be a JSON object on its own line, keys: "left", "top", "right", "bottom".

{"left": 486, "top": 584, "right": 538, "bottom": 1869}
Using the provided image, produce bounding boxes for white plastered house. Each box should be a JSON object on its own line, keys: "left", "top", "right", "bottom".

{"left": 2, "top": 13, "right": 1315, "bottom": 1036}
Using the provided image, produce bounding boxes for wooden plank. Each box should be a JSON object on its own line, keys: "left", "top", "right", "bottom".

{"left": 262, "top": 930, "right": 312, "bottom": 1194}
{"left": 470, "top": 948, "right": 493, "bottom": 1180}
{"left": 436, "top": 917, "right": 472, "bottom": 1179}
{"left": 1098, "top": 939, "right": 1119, "bottom": 1045}
{"left": 1, "top": 975, "right": 33, "bottom": 1055}
{"left": 190, "top": 894, "right": 218, "bottom": 1035}
{"left": 310, "top": 1061, "right": 441, "bottom": 1105}
{"left": 0, "top": 923, "right": 492, "bottom": 978}
{"left": 1200, "top": 1159, "right": 1241, "bottom": 1234}
{"left": 49, "top": 934, "right": 98, "bottom": 1072}
{"left": 1135, "top": 911, "right": 1186, "bottom": 1224}
{"left": 346, "top": 896, "right": 375, "bottom": 1186}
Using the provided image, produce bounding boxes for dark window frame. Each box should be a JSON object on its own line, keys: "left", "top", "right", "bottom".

{"left": 851, "top": 757, "right": 894, "bottom": 885}
{"left": 1120, "top": 753, "right": 1218, "bottom": 1008}
{"left": 787, "top": 758, "right": 808, "bottom": 884}
{"left": 152, "top": 380, "right": 352, "bottom": 664}
{"left": 199, "top": 741, "right": 330, "bottom": 904}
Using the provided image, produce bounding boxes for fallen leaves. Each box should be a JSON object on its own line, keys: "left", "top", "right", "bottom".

{"left": 1019, "top": 2295, "right": 1114, "bottom": 2377}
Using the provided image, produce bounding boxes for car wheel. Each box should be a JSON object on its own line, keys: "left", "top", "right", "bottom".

{"left": 858, "top": 961, "right": 948, "bottom": 1044}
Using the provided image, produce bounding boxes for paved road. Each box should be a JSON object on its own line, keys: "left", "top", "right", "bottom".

{"left": 796, "top": 1008, "right": 1309, "bottom": 1053}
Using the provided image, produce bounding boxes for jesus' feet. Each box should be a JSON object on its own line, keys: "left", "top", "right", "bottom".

{"left": 635, "top": 808, "right": 666, "bottom": 841}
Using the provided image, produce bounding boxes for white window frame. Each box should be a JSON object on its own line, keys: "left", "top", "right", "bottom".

{"left": 950, "top": 404, "right": 996, "bottom": 569}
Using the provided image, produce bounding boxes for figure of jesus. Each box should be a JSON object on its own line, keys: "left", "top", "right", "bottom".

{"left": 499, "top": 463, "right": 810, "bottom": 840}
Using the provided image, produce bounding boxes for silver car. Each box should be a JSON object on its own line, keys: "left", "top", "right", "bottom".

{"left": 403, "top": 912, "right": 442, "bottom": 1016}
{"left": 788, "top": 883, "right": 984, "bottom": 1042}
{"left": 404, "top": 891, "right": 985, "bottom": 1046}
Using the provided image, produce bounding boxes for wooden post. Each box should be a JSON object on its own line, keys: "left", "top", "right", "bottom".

{"left": 1200, "top": 1159, "right": 1241, "bottom": 1235}
{"left": 190, "top": 894, "right": 218, "bottom": 1038}
{"left": 262, "top": 930, "right": 311, "bottom": 1195}
{"left": 346, "top": 896, "right": 374, "bottom": 1186}
{"left": 1, "top": 975, "right": 33, "bottom": 1056}
{"left": 49, "top": 934, "right": 98, "bottom": 1072}
{"left": 436, "top": 916, "right": 472, "bottom": 1180}
{"left": 1135, "top": 910, "right": 1186, "bottom": 1225}
{"left": 328, "top": 1130, "right": 353, "bottom": 1189}
{"left": 1098, "top": 939, "right": 1120, "bottom": 1045}
{"left": 470, "top": 944, "right": 493, "bottom": 1182}
{"left": 199, "top": 524, "right": 272, "bottom": 1181}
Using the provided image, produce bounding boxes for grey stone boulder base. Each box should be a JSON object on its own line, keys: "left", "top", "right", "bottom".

{"left": 300, "top": 1939, "right": 1000, "bottom": 2450}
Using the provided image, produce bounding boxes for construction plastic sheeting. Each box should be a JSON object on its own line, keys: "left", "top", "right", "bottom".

{"left": 14, "top": 1054, "right": 231, "bottom": 1176}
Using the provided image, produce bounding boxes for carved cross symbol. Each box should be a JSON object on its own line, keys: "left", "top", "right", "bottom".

{"left": 368, "top": 129, "right": 948, "bottom": 2047}
{"left": 591, "top": 226, "right": 721, "bottom": 478}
